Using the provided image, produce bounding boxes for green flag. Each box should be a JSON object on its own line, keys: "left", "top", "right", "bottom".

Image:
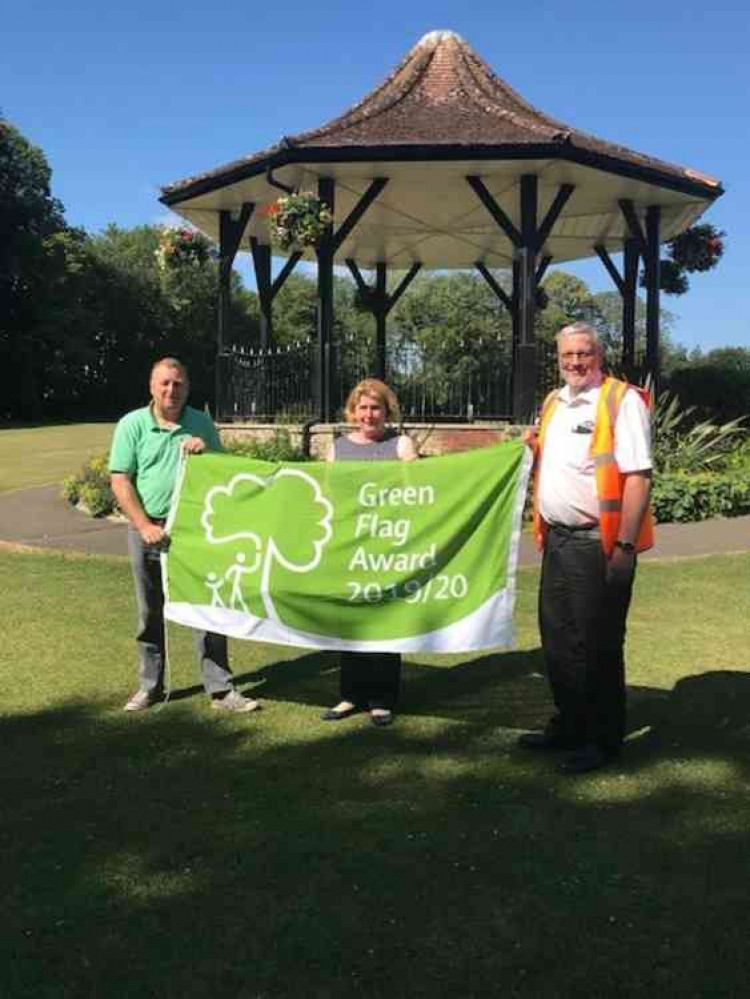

{"left": 163, "top": 440, "right": 531, "bottom": 653}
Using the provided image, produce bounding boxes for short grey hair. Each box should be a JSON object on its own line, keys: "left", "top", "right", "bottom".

{"left": 556, "top": 322, "right": 603, "bottom": 356}
{"left": 150, "top": 356, "right": 189, "bottom": 379}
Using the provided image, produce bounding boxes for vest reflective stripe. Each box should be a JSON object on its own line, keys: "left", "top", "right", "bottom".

{"left": 532, "top": 377, "right": 654, "bottom": 556}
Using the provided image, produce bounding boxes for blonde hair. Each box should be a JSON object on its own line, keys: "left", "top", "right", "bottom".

{"left": 344, "top": 379, "right": 401, "bottom": 424}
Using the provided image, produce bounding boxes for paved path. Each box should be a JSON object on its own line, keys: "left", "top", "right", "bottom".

{"left": 1, "top": 483, "right": 749, "bottom": 563}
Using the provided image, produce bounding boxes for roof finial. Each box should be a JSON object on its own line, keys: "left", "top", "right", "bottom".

{"left": 416, "top": 29, "right": 465, "bottom": 49}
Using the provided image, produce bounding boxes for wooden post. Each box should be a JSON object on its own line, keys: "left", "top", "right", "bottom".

{"left": 513, "top": 175, "right": 538, "bottom": 421}
{"left": 316, "top": 177, "right": 335, "bottom": 421}
{"left": 375, "top": 262, "right": 387, "bottom": 379}
{"left": 622, "top": 238, "right": 639, "bottom": 372}
{"left": 645, "top": 206, "right": 661, "bottom": 390}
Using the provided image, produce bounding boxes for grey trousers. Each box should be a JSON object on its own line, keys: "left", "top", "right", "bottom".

{"left": 127, "top": 527, "right": 234, "bottom": 697}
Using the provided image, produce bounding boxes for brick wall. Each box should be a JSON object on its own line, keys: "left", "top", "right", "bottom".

{"left": 219, "top": 422, "right": 531, "bottom": 458}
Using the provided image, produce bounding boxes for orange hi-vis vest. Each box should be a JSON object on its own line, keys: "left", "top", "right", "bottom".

{"left": 532, "top": 377, "right": 655, "bottom": 557}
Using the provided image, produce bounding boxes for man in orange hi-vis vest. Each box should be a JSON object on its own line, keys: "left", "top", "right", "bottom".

{"left": 519, "top": 322, "right": 654, "bottom": 773}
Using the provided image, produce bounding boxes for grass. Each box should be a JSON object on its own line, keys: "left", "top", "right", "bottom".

{"left": 2, "top": 547, "right": 749, "bottom": 998}
{"left": 0, "top": 423, "right": 116, "bottom": 492}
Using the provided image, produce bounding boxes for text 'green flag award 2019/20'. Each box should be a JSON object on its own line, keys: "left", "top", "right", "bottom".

{"left": 163, "top": 440, "right": 532, "bottom": 653}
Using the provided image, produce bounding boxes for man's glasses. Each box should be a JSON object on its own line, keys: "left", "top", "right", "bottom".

{"left": 560, "top": 350, "right": 595, "bottom": 362}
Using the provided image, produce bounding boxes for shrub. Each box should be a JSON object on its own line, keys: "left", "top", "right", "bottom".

{"left": 665, "top": 358, "right": 750, "bottom": 425}
{"left": 652, "top": 472, "right": 750, "bottom": 523}
{"left": 224, "top": 429, "right": 308, "bottom": 462}
{"left": 722, "top": 437, "right": 750, "bottom": 474}
{"left": 652, "top": 391, "right": 745, "bottom": 474}
{"left": 61, "top": 453, "right": 116, "bottom": 517}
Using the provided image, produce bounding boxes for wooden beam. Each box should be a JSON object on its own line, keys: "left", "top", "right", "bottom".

{"left": 385, "top": 262, "right": 421, "bottom": 314}
{"left": 219, "top": 203, "right": 254, "bottom": 278}
{"left": 331, "top": 178, "right": 389, "bottom": 253}
{"left": 344, "top": 258, "right": 370, "bottom": 298}
{"left": 218, "top": 203, "right": 255, "bottom": 356}
{"left": 594, "top": 244, "right": 625, "bottom": 295}
{"left": 270, "top": 251, "right": 302, "bottom": 299}
{"left": 536, "top": 184, "right": 575, "bottom": 250}
{"left": 466, "top": 176, "right": 522, "bottom": 247}
{"left": 618, "top": 200, "right": 648, "bottom": 258}
{"left": 535, "top": 255, "right": 552, "bottom": 285}
{"left": 475, "top": 261, "right": 513, "bottom": 312}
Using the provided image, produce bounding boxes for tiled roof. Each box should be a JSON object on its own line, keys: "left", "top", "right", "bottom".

{"left": 162, "top": 30, "right": 719, "bottom": 200}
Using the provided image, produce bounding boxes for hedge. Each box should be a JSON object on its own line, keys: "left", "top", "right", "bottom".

{"left": 652, "top": 471, "right": 750, "bottom": 523}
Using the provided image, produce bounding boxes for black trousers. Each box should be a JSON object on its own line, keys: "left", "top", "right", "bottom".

{"left": 539, "top": 526, "right": 635, "bottom": 754}
{"left": 339, "top": 652, "right": 402, "bottom": 711}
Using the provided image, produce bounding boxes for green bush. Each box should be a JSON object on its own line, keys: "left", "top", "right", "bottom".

{"left": 224, "top": 429, "right": 308, "bottom": 462}
{"left": 61, "top": 453, "right": 116, "bottom": 517}
{"left": 722, "top": 436, "right": 750, "bottom": 474}
{"left": 652, "top": 391, "right": 746, "bottom": 474}
{"left": 665, "top": 358, "right": 750, "bottom": 424}
{"left": 652, "top": 471, "right": 750, "bottom": 523}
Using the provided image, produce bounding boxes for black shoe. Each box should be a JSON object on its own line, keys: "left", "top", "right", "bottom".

{"left": 320, "top": 706, "right": 359, "bottom": 721}
{"left": 371, "top": 710, "right": 394, "bottom": 727}
{"left": 558, "top": 744, "right": 616, "bottom": 774}
{"left": 517, "top": 730, "right": 575, "bottom": 751}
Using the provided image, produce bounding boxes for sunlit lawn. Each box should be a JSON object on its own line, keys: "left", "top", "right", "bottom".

{"left": 0, "top": 423, "right": 116, "bottom": 492}
{"left": 2, "top": 547, "right": 749, "bottom": 998}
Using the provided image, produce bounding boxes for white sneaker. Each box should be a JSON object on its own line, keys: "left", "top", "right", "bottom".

{"left": 123, "top": 690, "right": 161, "bottom": 712}
{"left": 211, "top": 690, "right": 261, "bottom": 713}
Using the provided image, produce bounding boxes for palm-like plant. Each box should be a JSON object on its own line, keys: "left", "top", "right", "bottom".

{"left": 652, "top": 391, "right": 746, "bottom": 474}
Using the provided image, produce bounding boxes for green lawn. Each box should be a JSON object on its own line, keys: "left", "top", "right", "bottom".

{"left": 0, "top": 423, "right": 116, "bottom": 492}
{"left": 2, "top": 548, "right": 749, "bottom": 998}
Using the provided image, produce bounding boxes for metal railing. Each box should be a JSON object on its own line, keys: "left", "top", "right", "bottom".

{"left": 217, "top": 335, "right": 629, "bottom": 423}
{"left": 217, "top": 343, "right": 317, "bottom": 422}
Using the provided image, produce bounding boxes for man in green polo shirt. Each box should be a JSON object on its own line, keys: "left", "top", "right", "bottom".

{"left": 110, "top": 357, "right": 260, "bottom": 714}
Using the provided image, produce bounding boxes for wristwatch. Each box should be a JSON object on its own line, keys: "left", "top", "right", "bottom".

{"left": 614, "top": 540, "right": 636, "bottom": 553}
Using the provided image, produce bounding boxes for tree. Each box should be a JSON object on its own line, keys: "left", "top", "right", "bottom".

{"left": 389, "top": 271, "right": 512, "bottom": 413}
{"left": 0, "top": 115, "right": 67, "bottom": 419}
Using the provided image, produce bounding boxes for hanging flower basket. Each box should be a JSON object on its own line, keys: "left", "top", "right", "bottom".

{"left": 155, "top": 227, "right": 210, "bottom": 270}
{"left": 639, "top": 223, "right": 726, "bottom": 296}
{"left": 267, "top": 192, "right": 333, "bottom": 252}
{"left": 658, "top": 259, "right": 690, "bottom": 296}
{"left": 667, "top": 223, "right": 725, "bottom": 273}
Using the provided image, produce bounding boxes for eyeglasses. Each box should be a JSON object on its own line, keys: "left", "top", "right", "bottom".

{"left": 560, "top": 350, "right": 595, "bottom": 362}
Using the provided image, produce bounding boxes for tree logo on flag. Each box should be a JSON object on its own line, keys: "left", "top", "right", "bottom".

{"left": 200, "top": 469, "right": 333, "bottom": 620}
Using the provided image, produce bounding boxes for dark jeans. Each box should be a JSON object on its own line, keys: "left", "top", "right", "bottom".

{"left": 339, "top": 652, "right": 402, "bottom": 711}
{"left": 539, "top": 526, "right": 635, "bottom": 754}
{"left": 127, "top": 527, "right": 234, "bottom": 697}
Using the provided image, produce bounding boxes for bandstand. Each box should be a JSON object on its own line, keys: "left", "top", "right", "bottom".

{"left": 160, "top": 29, "right": 723, "bottom": 423}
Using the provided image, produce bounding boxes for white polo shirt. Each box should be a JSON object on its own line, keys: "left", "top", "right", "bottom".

{"left": 538, "top": 379, "right": 652, "bottom": 528}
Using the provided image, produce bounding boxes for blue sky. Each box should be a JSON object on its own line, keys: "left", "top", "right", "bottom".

{"left": 4, "top": 0, "right": 748, "bottom": 351}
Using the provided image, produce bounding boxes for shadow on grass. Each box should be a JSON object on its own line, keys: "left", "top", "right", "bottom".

{"left": 241, "top": 647, "right": 552, "bottom": 729}
{"left": 3, "top": 666, "right": 749, "bottom": 999}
